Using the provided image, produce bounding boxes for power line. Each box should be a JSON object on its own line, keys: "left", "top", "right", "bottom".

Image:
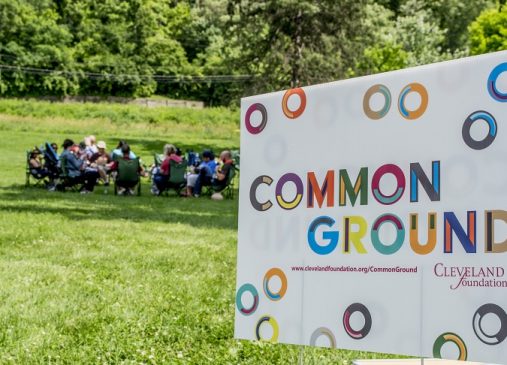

{"left": 0, "top": 63, "right": 258, "bottom": 84}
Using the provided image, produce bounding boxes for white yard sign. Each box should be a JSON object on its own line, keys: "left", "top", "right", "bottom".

{"left": 235, "top": 51, "right": 507, "bottom": 363}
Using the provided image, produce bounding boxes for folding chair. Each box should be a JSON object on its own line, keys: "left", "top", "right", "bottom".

{"left": 164, "top": 159, "right": 187, "bottom": 196}
{"left": 114, "top": 158, "right": 142, "bottom": 196}
{"left": 58, "top": 155, "right": 81, "bottom": 192}
{"left": 205, "top": 165, "right": 237, "bottom": 199}
{"left": 25, "top": 150, "right": 47, "bottom": 188}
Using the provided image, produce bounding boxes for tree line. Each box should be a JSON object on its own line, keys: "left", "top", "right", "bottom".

{"left": 0, "top": 0, "right": 505, "bottom": 105}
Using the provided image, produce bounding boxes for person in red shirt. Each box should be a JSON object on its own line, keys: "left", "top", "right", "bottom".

{"left": 153, "top": 144, "right": 182, "bottom": 195}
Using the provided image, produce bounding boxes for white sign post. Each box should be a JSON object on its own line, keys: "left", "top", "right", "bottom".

{"left": 235, "top": 51, "right": 507, "bottom": 364}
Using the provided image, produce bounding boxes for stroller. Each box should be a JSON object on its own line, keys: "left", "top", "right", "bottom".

{"left": 43, "top": 143, "right": 60, "bottom": 180}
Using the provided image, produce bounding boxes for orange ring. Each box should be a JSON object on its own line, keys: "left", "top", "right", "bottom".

{"left": 398, "top": 83, "right": 428, "bottom": 120}
{"left": 263, "top": 268, "right": 287, "bottom": 301}
{"left": 282, "top": 88, "right": 306, "bottom": 119}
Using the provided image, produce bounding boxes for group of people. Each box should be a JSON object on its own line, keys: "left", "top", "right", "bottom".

{"left": 29, "top": 135, "right": 144, "bottom": 194}
{"left": 150, "top": 145, "right": 235, "bottom": 197}
{"left": 28, "top": 135, "right": 236, "bottom": 197}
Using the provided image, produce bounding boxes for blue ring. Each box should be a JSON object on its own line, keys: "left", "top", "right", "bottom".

{"left": 235, "top": 283, "right": 259, "bottom": 316}
{"left": 488, "top": 63, "right": 507, "bottom": 102}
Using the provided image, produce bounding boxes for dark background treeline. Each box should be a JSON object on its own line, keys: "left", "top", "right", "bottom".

{"left": 0, "top": 0, "right": 505, "bottom": 105}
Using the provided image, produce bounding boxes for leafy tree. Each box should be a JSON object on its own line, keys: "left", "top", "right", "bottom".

{"left": 0, "top": 0, "right": 77, "bottom": 95}
{"left": 226, "top": 0, "right": 366, "bottom": 92}
{"left": 0, "top": 0, "right": 502, "bottom": 104}
{"left": 355, "top": 3, "right": 407, "bottom": 75}
{"left": 424, "top": 0, "right": 495, "bottom": 51}
{"left": 394, "top": 0, "right": 448, "bottom": 66}
{"left": 469, "top": 5, "right": 507, "bottom": 55}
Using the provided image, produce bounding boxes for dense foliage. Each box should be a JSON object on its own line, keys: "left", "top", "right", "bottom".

{"left": 0, "top": 0, "right": 505, "bottom": 104}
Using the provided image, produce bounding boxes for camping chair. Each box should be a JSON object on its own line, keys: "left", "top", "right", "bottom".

{"left": 218, "top": 166, "right": 237, "bottom": 199}
{"left": 114, "top": 158, "right": 142, "bottom": 196}
{"left": 205, "top": 165, "right": 237, "bottom": 199}
{"left": 163, "top": 159, "right": 187, "bottom": 196}
{"left": 153, "top": 153, "right": 164, "bottom": 167}
{"left": 57, "top": 154, "right": 81, "bottom": 191}
{"left": 25, "top": 150, "right": 46, "bottom": 188}
{"left": 231, "top": 150, "right": 240, "bottom": 171}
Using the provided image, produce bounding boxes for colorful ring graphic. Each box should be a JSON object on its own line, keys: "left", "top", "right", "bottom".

{"left": 275, "top": 173, "right": 304, "bottom": 210}
{"left": 473, "top": 303, "right": 507, "bottom": 345}
{"left": 398, "top": 83, "right": 428, "bottom": 120}
{"left": 462, "top": 110, "right": 497, "bottom": 150}
{"left": 363, "top": 84, "right": 391, "bottom": 119}
{"left": 245, "top": 103, "right": 268, "bottom": 134}
{"left": 371, "top": 164, "right": 406, "bottom": 205}
{"left": 371, "top": 213, "right": 405, "bottom": 255}
{"left": 263, "top": 268, "right": 287, "bottom": 301}
{"left": 282, "top": 88, "right": 306, "bottom": 119}
{"left": 310, "top": 327, "right": 336, "bottom": 348}
{"left": 255, "top": 315, "right": 279, "bottom": 342}
{"left": 487, "top": 63, "right": 507, "bottom": 102}
{"left": 343, "top": 303, "right": 372, "bottom": 339}
{"left": 433, "top": 332, "right": 467, "bottom": 361}
{"left": 235, "top": 283, "right": 259, "bottom": 316}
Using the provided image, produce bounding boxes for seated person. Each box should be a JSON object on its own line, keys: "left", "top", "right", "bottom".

{"left": 87, "top": 135, "right": 99, "bottom": 155}
{"left": 112, "top": 140, "right": 137, "bottom": 160}
{"left": 212, "top": 150, "right": 235, "bottom": 192}
{"left": 83, "top": 137, "right": 94, "bottom": 159}
{"left": 29, "top": 148, "right": 50, "bottom": 179}
{"left": 152, "top": 144, "right": 182, "bottom": 195}
{"left": 185, "top": 150, "right": 217, "bottom": 197}
{"left": 60, "top": 139, "right": 99, "bottom": 194}
{"left": 108, "top": 144, "right": 145, "bottom": 195}
{"left": 89, "top": 141, "right": 112, "bottom": 185}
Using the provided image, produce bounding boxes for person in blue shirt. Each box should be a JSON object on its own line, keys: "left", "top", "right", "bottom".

{"left": 60, "top": 139, "right": 99, "bottom": 193}
{"left": 184, "top": 150, "right": 217, "bottom": 197}
{"left": 111, "top": 140, "right": 137, "bottom": 160}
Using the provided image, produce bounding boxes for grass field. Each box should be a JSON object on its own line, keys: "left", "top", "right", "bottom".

{"left": 0, "top": 99, "right": 402, "bottom": 363}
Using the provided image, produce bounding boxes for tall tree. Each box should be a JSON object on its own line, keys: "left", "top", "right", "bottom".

{"left": 227, "top": 0, "right": 366, "bottom": 93}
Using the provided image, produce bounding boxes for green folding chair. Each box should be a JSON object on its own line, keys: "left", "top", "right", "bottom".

{"left": 153, "top": 153, "right": 164, "bottom": 167}
{"left": 165, "top": 159, "right": 187, "bottom": 196}
{"left": 114, "top": 158, "right": 141, "bottom": 196}
{"left": 231, "top": 150, "right": 240, "bottom": 171}
{"left": 206, "top": 165, "right": 237, "bottom": 199}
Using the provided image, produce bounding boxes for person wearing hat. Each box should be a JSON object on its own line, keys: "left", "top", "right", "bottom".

{"left": 60, "top": 138, "right": 99, "bottom": 193}
{"left": 183, "top": 149, "right": 217, "bottom": 197}
{"left": 89, "top": 141, "right": 112, "bottom": 185}
{"left": 29, "top": 147, "right": 50, "bottom": 179}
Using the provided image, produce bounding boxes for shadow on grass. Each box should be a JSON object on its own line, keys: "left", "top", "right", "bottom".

{"left": 0, "top": 185, "right": 238, "bottom": 230}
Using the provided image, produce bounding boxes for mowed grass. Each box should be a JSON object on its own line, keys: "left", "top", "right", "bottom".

{"left": 0, "top": 100, "right": 401, "bottom": 364}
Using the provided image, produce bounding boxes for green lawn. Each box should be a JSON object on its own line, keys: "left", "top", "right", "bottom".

{"left": 0, "top": 100, "right": 402, "bottom": 364}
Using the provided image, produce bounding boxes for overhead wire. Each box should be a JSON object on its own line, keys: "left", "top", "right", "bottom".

{"left": 0, "top": 63, "right": 257, "bottom": 84}
{"left": 0, "top": 52, "right": 258, "bottom": 84}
